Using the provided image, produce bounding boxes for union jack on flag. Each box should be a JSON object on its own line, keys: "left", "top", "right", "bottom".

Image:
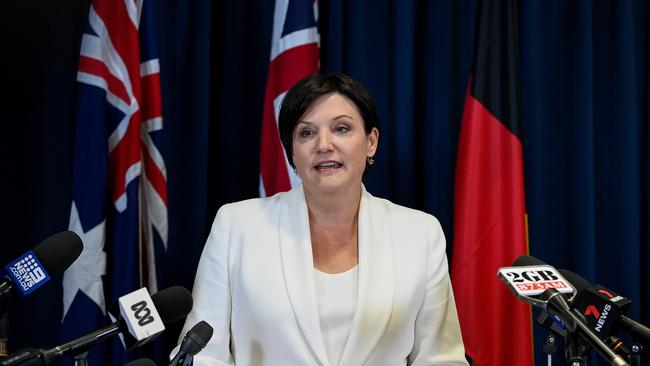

{"left": 259, "top": 0, "right": 320, "bottom": 197}
{"left": 62, "top": 0, "right": 167, "bottom": 363}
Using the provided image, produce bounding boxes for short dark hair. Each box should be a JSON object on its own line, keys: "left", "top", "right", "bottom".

{"left": 278, "top": 73, "right": 380, "bottom": 169}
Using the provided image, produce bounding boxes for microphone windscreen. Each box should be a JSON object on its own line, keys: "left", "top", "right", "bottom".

{"left": 511, "top": 255, "right": 547, "bottom": 267}
{"left": 151, "top": 286, "right": 193, "bottom": 324}
{"left": 558, "top": 269, "right": 591, "bottom": 292}
{"left": 123, "top": 358, "right": 157, "bottom": 366}
{"left": 186, "top": 320, "right": 214, "bottom": 354}
{"left": 33, "top": 231, "right": 83, "bottom": 276}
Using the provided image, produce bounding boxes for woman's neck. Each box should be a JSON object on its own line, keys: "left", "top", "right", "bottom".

{"left": 303, "top": 184, "right": 362, "bottom": 228}
{"left": 304, "top": 184, "right": 361, "bottom": 273}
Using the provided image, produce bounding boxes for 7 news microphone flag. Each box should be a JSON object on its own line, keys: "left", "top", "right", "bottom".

{"left": 497, "top": 257, "right": 630, "bottom": 366}
{"left": 450, "top": 0, "right": 533, "bottom": 365}
{"left": 259, "top": 0, "right": 320, "bottom": 197}
{"left": 62, "top": 0, "right": 168, "bottom": 364}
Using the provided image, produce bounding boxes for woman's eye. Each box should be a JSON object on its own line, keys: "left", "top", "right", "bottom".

{"left": 299, "top": 128, "right": 314, "bottom": 138}
{"left": 335, "top": 125, "right": 350, "bottom": 133}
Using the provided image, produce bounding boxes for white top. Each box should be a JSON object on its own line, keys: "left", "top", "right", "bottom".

{"left": 176, "top": 184, "right": 469, "bottom": 366}
{"left": 314, "top": 266, "right": 358, "bottom": 366}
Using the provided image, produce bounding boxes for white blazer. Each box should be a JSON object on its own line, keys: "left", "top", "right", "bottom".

{"left": 178, "top": 185, "right": 468, "bottom": 366}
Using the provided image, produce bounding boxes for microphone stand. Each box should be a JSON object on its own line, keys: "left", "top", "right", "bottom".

{"left": 564, "top": 332, "right": 589, "bottom": 366}
{"left": 629, "top": 343, "right": 642, "bottom": 366}
{"left": 170, "top": 353, "right": 194, "bottom": 366}
{"left": 73, "top": 352, "right": 89, "bottom": 366}
{"left": 542, "top": 289, "right": 629, "bottom": 366}
{"left": 179, "top": 355, "right": 193, "bottom": 366}
{"left": 0, "top": 318, "right": 7, "bottom": 359}
{"left": 0, "top": 280, "right": 12, "bottom": 359}
{"left": 543, "top": 333, "right": 558, "bottom": 366}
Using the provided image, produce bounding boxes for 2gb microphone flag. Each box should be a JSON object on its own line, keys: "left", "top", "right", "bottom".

{"left": 259, "top": 0, "right": 320, "bottom": 197}
{"left": 62, "top": 0, "right": 168, "bottom": 364}
{"left": 450, "top": 0, "right": 533, "bottom": 365}
{"left": 498, "top": 265, "right": 574, "bottom": 297}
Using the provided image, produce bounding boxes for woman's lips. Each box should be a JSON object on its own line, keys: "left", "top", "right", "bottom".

{"left": 314, "top": 161, "right": 343, "bottom": 172}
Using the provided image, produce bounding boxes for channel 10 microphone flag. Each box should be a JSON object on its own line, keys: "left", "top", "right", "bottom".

{"left": 451, "top": 0, "right": 533, "bottom": 365}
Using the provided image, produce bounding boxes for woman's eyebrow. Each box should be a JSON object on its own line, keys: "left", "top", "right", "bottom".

{"left": 299, "top": 115, "right": 354, "bottom": 125}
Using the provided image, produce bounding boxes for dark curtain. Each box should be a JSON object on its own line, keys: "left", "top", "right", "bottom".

{"left": 2, "top": 0, "right": 648, "bottom": 365}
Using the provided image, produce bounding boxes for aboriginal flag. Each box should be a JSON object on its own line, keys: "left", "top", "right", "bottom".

{"left": 450, "top": 0, "right": 533, "bottom": 365}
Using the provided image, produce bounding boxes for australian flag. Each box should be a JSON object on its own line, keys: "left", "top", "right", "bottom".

{"left": 62, "top": 0, "right": 168, "bottom": 364}
{"left": 259, "top": 0, "right": 320, "bottom": 197}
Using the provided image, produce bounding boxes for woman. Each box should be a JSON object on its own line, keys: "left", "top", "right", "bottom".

{"left": 177, "top": 73, "right": 468, "bottom": 365}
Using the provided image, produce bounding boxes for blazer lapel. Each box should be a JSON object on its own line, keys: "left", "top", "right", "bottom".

{"left": 278, "top": 185, "right": 329, "bottom": 366}
{"left": 338, "top": 187, "right": 394, "bottom": 366}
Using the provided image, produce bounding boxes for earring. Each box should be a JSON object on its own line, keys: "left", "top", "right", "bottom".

{"left": 367, "top": 156, "right": 375, "bottom": 165}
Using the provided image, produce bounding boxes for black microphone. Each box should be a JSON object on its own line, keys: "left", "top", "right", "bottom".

{"left": 124, "top": 359, "right": 157, "bottom": 366}
{"left": 560, "top": 269, "right": 650, "bottom": 347}
{"left": 1, "top": 286, "right": 193, "bottom": 366}
{"left": 511, "top": 254, "right": 546, "bottom": 267}
{"left": 0, "top": 231, "right": 83, "bottom": 358}
{"left": 170, "top": 321, "right": 213, "bottom": 366}
{"left": 499, "top": 255, "right": 629, "bottom": 366}
{"left": 0, "top": 231, "right": 83, "bottom": 298}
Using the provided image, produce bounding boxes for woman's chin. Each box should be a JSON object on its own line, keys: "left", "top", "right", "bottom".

{"left": 305, "top": 178, "right": 360, "bottom": 196}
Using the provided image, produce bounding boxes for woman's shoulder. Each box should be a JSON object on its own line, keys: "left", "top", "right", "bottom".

{"left": 214, "top": 189, "right": 290, "bottom": 221}
{"left": 366, "top": 192, "right": 448, "bottom": 262}
{"left": 367, "top": 192, "right": 442, "bottom": 230}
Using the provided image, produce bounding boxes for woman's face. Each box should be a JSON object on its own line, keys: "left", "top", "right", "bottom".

{"left": 292, "top": 92, "right": 378, "bottom": 195}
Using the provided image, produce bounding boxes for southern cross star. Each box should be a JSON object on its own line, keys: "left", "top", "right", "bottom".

{"left": 62, "top": 202, "right": 108, "bottom": 320}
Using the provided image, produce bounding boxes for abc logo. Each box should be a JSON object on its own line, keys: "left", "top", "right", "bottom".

{"left": 131, "top": 300, "right": 155, "bottom": 326}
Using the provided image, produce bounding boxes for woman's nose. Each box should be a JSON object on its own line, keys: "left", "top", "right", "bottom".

{"left": 316, "top": 131, "right": 334, "bottom": 153}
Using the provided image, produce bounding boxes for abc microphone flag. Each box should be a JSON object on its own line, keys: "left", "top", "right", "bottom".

{"left": 1, "top": 286, "right": 192, "bottom": 366}
{"left": 108, "top": 287, "right": 166, "bottom": 350}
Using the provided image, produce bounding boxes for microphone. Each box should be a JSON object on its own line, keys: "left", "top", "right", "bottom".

{"left": 560, "top": 269, "right": 650, "bottom": 347}
{"left": 0, "top": 231, "right": 83, "bottom": 357}
{"left": 169, "top": 321, "right": 213, "bottom": 366}
{"left": 107, "top": 287, "right": 167, "bottom": 351}
{"left": 498, "top": 255, "right": 629, "bottom": 366}
{"left": 498, "top": 255, "right": 576, "bottom": 308}
{"left": 0, "top": 231, "right": 83, "bottom": 298}
{"left": 1, "top": 286, "right": 193, "bottom": 366}
{"left": 124, "top": 359, "right": 157, "bottom": 366}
